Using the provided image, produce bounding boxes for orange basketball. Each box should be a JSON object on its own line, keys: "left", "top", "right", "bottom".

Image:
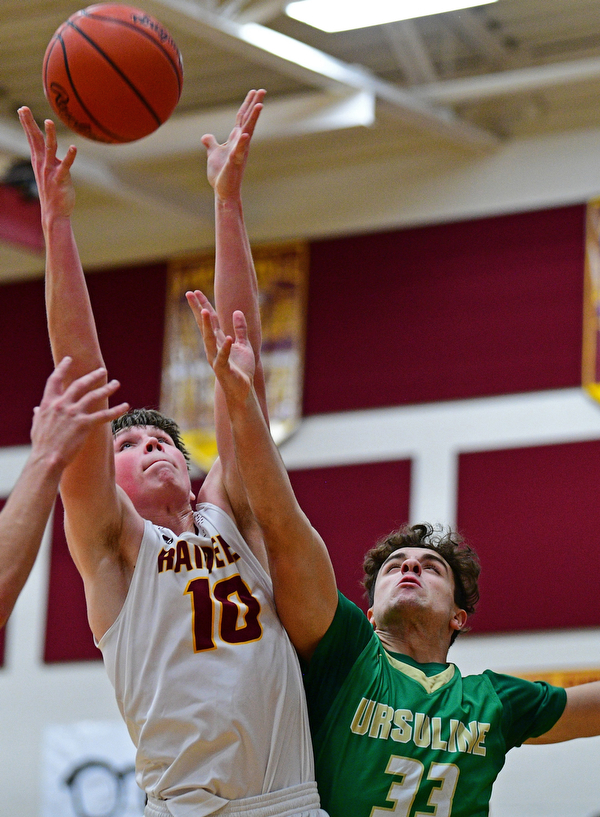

{"left": 43, "top": 4, "right": 183, "bottom": 143}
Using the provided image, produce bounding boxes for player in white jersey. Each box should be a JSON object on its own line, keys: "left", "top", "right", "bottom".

{"left": 99, "top": 502, "right": 315, "bottom": 817}
{"left": 18, "top": 92, "right": 327, "bottom": 816}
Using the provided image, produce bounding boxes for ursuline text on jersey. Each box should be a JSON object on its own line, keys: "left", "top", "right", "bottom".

{"left": 351, "top": 697, "right": 490, "bottom": 756}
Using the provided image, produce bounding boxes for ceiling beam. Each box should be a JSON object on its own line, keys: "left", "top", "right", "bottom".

{"left": 384, "top": 20, "right": 438, "bottom": 85}
{"left": 447, "top": 8, "right": 529, "bottom": 70}
{"left": 414, "top": 54, "right": 600, "bottom": 105}
{"left": 74, "top": 90, "right": 376, "bottom": 163}
{"left": 236, "top": 0, "right": 287, "bottom": 24}
{"left": 142, "top": 0, "right": 498, "bottom": 150}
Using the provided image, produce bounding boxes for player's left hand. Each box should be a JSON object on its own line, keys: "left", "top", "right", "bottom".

{"left": 201, "top": 89, "right": 266, "bottom": 202}
{"left": 31, "top": 357, "right": 129, "bottom": 470}
{"left": 17, "top": 106, "right": 77, "bottom": 220}
{"left": 187, "top": 290, "right": 255, "bottom": 404}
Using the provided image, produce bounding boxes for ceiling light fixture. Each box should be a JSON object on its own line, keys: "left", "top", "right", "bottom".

{"left": 285, "top": 0, "right": 498, "bottom": 32}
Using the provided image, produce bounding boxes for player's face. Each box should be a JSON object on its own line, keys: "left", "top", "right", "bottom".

{"left": 113, "top": 425, "right": 192, "bottom": 509}
{"left": 369, "top": 547, "right": 463, "bottom": 633}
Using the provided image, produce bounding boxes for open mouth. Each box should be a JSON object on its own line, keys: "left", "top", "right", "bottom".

{"left": 399, "top": 577, "right": 421, "bottom": 588}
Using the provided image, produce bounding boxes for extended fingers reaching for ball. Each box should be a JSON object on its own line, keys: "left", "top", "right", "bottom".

{"left": 185, "top": 288, "right": 214, "bottom": 327}
{"left": 233, "top": 88, "right": 266, "bottom": 144}
{"left": 201, "top": 89, "right": 266, "bottom": 201}
{"left": 17, "top": 106, "right": 77, "bottom": 218}
{"left": 187, "top": 290, "right": 256, "bottom": 403}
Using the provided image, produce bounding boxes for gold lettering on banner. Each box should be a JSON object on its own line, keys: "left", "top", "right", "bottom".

{"left": 161, "top": 243, "right": 309, "bottom": 472}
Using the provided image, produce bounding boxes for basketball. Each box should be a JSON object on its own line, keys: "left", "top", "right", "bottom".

{"left": 42, "top": 4, "right": 183, "bottom": 144}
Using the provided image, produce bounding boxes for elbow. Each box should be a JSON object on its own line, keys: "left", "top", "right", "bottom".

{"left": 0, "top": 578, "right": 19, "bottom": 630}
{"left": 0, "top": 599, "right": 12, "bottom": 631}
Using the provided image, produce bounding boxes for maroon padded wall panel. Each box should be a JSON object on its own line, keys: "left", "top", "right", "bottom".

{"left": 0, "top": 207, "right": 586, "bottom": 437}
{"left": 289, "top": 459, "right": 412, "bottom": 609}
{"left": 0, "top": 262, "right": 167, "bottom": 447}
{"left": 44, "top": 497, "right": 98, "bottom": 662}
{"left": 0, "top": 279, "right": 53, "bottom": 445}
{"left": 85, "top": 263, "right": 167, "bottom": 412}
{"left": 457, "top": 439, "right": 600, "bottom": 634}
{"left": 304, "top": 206, "right": 585, "bottom": 415}
{"left": 0, "top": 207, "right": 585, "bottom": 657}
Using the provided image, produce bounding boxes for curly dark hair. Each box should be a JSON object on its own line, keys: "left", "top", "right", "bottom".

{"left": 112, "top": 408, "right": 191, "bottom": 467}
{"left": 363, "top": 523, "right": 481, "bottom": 644}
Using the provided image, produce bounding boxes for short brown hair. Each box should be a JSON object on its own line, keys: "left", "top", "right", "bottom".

{"left": 112, "top": 408, "right": 190, "bottom": 466}
{"left": 363, "top": 523, "right": 481, "bottom": 644}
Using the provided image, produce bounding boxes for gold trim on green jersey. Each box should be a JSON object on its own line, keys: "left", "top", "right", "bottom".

{"left": 385, "top": 653, "right": 455, "bottom": 693}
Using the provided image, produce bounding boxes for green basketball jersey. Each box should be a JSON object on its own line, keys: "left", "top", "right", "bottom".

{"left": 303, "top": 593, "right": 566, "bottom": 817}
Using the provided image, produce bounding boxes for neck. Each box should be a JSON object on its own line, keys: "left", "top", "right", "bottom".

{"left": 136, "top": 500, "right": 196, "bottom": 536}
{"left": 374, "top": 621, "right": 451, "bottom": 664}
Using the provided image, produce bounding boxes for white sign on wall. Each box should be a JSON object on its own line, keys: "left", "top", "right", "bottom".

{"left": 41, "top": 720, "right": 143, "bottom": 817}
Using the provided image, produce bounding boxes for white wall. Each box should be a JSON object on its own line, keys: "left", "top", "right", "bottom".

{"left": 246, "top": 123, "right": 600, "bottom": 246}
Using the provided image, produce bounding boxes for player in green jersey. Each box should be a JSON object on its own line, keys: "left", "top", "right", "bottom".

{"left": 189, "top": 303, "right": 600, "bottom": 817}
{"left": 302, "top": 523, "right": 567, "bottom": 817}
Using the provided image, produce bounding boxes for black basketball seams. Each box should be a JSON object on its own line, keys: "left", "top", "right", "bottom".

{"left": 77, "top": 9, "right": 182, "bottom": 93}
{"left": 43, "top": 34, "right": 59, "bottom": 91}
{"left": 66, "top": 20, "right": 168, "bottom": 132}
{"left": 55, "top": 31, "right": 126, "bottom": 142}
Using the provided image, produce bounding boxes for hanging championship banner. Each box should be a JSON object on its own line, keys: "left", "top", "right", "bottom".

{"left": 583, "top": 198, "right": 600, "bottom": 402}
{"left": 161, "top": 242, "right": 309, "bottom": 473}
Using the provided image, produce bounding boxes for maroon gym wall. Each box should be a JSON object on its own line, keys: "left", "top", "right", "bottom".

{"left": 0, "top": 203, "right": 590, "bottom": 661}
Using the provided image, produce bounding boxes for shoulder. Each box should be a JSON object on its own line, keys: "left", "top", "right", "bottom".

{"left": 306, "top": 592, "right": 374, "bottom": 671}
{"left": 480, "top": 668, "right": 561, "bottom": 701}
{"left": 195, "top": 501, "right": 241, "bottom": 539}
{"left": 303, "top": 593, "right": 379, "bottom": 732}
{"left": 195, "top": 496, "right": 271, "bottom": 574}
{"left": 196, "top": 458, "right": 234, "bottom": 518}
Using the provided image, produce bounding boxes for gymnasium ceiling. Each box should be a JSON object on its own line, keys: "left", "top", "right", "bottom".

{"left": 2, "top": 0, "right": 600, "bottom": 281}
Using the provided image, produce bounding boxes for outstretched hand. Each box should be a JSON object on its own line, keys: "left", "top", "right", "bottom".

{"left": 17, "top": 106, "right": 77, "bottom": 220}
{"left": 186, "top": 290, "right": 255, "bottom": 403}
{"left": 201, "top": 89, "right": 265, "bottom": 202}
{"left": 31, "top": 357, "right": 129, "bottom": 470}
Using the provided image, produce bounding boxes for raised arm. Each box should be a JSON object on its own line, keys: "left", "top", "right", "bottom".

{"left": 17, "top": 108, "right": 143, "bottom": 634}
{"left": 205, "top": 89, "right": 266, "bottom": 391}
{"left": 196, "top": 304, "right": 338, "bottom": 660}
{"left": 195, "top": 92, "right": 268, "bottom": 536}
{"left": 18, "top": 108, "right": 102, "bottom": 376}
{"left": 526, "top": 682, "right": 600, "bottom": 744}
{"left": 0, "top": 358, "right": 127, "bottom": 627}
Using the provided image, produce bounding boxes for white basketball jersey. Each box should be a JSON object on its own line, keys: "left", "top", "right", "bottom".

{"left": 98, "top": 503, "right": 314, "bottom": 817}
